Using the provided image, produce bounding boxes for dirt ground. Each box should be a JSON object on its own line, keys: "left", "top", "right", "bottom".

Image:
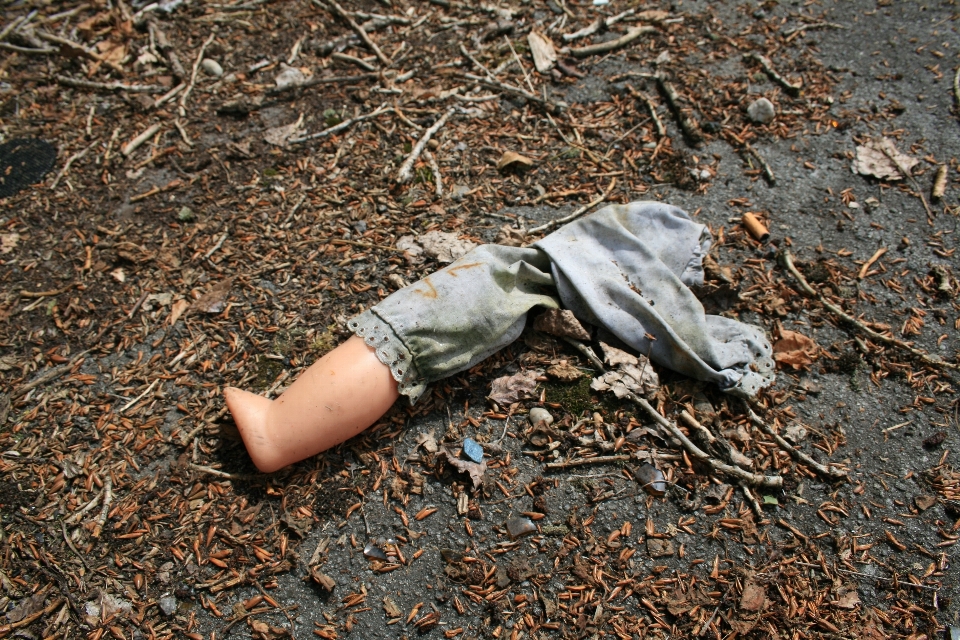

{"left": 1, "top": 0, "right": 959, "bottom": 638}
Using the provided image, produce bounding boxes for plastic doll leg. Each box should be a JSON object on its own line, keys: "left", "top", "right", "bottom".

{"left": 224, "top": 335, "right": 400, "bottom": 472}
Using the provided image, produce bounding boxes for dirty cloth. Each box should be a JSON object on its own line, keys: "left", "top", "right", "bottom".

{"left": 349, "top": 201, "right": 774, "bottom": 403}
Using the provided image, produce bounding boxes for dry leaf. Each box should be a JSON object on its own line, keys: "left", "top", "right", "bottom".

{"left": 416, "top": 430, "right": 438, "bottom": 453}
{"left": 495, "top": 223, "right": 527, "bottom": 247}
{"left": 739, "top": 576, "right": 767, "bottom": 612}
{"left": 0, "top": 233, "right": 19, "bottom": 254}
{"left": 440, "top": 446, "right": 487, "bottom": 491}
{"left": 167, "top": 299, "right": 189, "bottom": 326}
{"left": 591, "top": 359, "right": 659, "bottom": 398}
{"left": 263, "top": 114, "right": 305, "bottom": 147}
{"left": 489, "top": 369, "right": 541, "bottom": 406}
{"left": 599, "top": 341, "right": 639, "bottom": 367}
{"left": 383, "top": 596, "right": 402, "bottom": 619}
{"left": 527, "top": 31, "right": 557, "bottom": 73}
{"left": 497, "top": 151, "right": 535, "bottom": 172}
{"left": 772, "top": 329, "right": 818, "bottom": 369}
{"left": 249, "top": 618, "right": 291, "bottom": 639}
{"left": 636, "top": 9, "right": 671, "bottom": 21}
{"left": 533, "top": 309, "right": 591, "bottom": 341}
{"left": 419, "top": 231, "right": 477, "bottom": 263}
{"left": 547, "top": 361, "right": 582, "bottom": 382}
{"left": 191, "top": 278, "right": 234, "bottom": 314}
{"left": 835, "top": 589, "right": 861, "bottom": 610}
{"left": 396, "top": 235, "right": 424, "bottom": 256}
{"left": 853, "top": 137, "right": 919, "bottom": 181}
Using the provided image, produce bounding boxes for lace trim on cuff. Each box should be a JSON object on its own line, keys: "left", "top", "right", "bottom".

{"left": 347, "top": 310, "right": 427, "bottom": 403}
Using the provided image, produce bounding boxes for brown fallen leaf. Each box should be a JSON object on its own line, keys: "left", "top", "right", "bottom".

{"left": 739, "top": 576, "right": 767, "bottom": 612}
{"left": 489, "top": 369, "right": 541, "bottom": 406}
{"left": 534, "top": 309, "right": 591, "bottom": 341}
{"left": 591, "top": 358, "right": 659, "bottom": 398}
{"left": 853, "top": 137, "right": 919, "bottom": 181}
{"left": 249, "top": 618, "right": 291, "bottom": 639}
{"left": 383, "top": 596, "right": 402, "bottom": 619}
{"left": 497, "top": 151, "right": 534, "bottom": 172}
{"left": 772, "top": 329, "right": 818, "bottom": 369}
{"left": 527, "top": 31, "right": 557, "bottom": 73}
{"left": 167, "top": 299, "right": 189, "bottom": 326}
{"left": 547, "top": 361, "right": 582, "bottom": 382}
{"left": 416, "top": 430, "right": 438, "bottom": 453}
{"left": 191, "top": 277, "right": 234, "bottom": 314}
{"left": 834, "top": 589, "right": 861, "bottom": 610}
{"left": 440, "top": 446, "right": 487, "bottom": 491}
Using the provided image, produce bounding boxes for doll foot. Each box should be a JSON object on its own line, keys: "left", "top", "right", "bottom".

{"left": 223, "top": 387, "right": 284, "bottom": 472}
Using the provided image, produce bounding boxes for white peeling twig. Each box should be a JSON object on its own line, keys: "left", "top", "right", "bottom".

{"left": 528, "top": 178, "right": 616, "bottom": 235}
{"left": 122, "top": 123, "right": 162, "bottom": 157}
{"left": 153, "top": 82, "right": 185, "bottom": 108}
{"left": 424, "top": 150, "right": 443, "bottom": 198}
{"left": 290, "top": 104, "right": 392, "bottom": 143}
{"left": 91, "top": 475, "right": 113, "bottom": 538}
{"left": 120, "top": 379, "right": 159, "bottom": 414}
{"left": 203, "top": 231, "right": 229, "bottom": 260}
{"left": 180, "top": 32, "right": 217, "bottom": 113}
{"left": 396, "top": 108, "right": 453, "bottom": 184}
{"left": 50, "top": 139, "right": 98, "bottom": 190}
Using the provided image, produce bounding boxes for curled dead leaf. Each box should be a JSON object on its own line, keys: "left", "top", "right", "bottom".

{"left": 191, "top": 277, "right": 234, "bottom": 314}
{"left": 419, "top": 231, "right": 478, "bottom": 264}
{"left": 527, "top": 31, "right": 557, "bottom": 73}
{"left": 773, "top": 329, "right": 818, "bottom": 369}
{"left": 853, "top": 137, "right": 918, "bottom": 181}
{"left": 489, "top": 369, "right": 541, "bottom": 406}
{"left": 497, "top": 151, "right": 535, "bottom": 172}
{"left": 534, "top": 309, "right": 591, "bottom": 341}
{"left": 440, "top": 446, "right": 487, "bottom": 491}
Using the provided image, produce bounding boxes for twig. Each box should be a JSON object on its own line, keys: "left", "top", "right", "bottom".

{"left": 880, "top": 144, "right": 936, "bottom": 223}
{"left": 459, "top": 43, "right": 497, "bottom": 82}
{"left": 625, "top": 83, "right": 665, "bottom": 137}
{"left": 0, "top": 42, "right": 55, "bottom": 54}
{"left": 743, "top": 142, "right": 776, "bottom": 184}
{"left": 561, "top": 337, "right": 605, "bottom": 371}
{"left": 153, "top": 83, "right": 185, "bottom": 109}
{"left": 12, "top": 349, "right": 90, "bottom": 399}
{"left": 954, "top": 65, "right": 960, "bottom": 117}
{"left": 657, "top": 74, "right": 703, "bottom": 144}
{"left": 91, "top": 475, "right": 113, "bottom": 538}
{"left": 331, "top": 51, "right": 377, "bottom": 71}
{"left": 741, "top": 486, "right": 765, "bottom": 520}
{"left": 63, "top": 486, "right": 104, "bottom": 525}
{"left": 50, "top": 139, "right": 98, "bottom": 190}
{"left": 396, "top": 108, "right": 453, "bottom": 184}
{"left": 289, "top": 104, "right": 392, "bottom": 143}
{"left": 627, "top": 393, "right": 783, "bottom": 489}
{"left": 528, "top": 178, "right": 616, "bottom": 235}
{"left": 568, "top": 26, "right": 656, "bottom": 58}
{"left": 425, "top": 149, "right": 443, "bottom": 198}
{"left": 744, "top": 53, "right": 801, "bottom": 97}
{"left": 180, "top": 32, "right": 217, "bottom": 113}
{"left": 189, "top": 463, "right": 259, "bottom": 480}
{"left": 203, "top": 231, "right": 229, "bottom": 260}
{"left": 783, "top": 21, "right": 846, "bottom": 40}
{"left": 61, "top": 521, "right": 88, "bottom": 569}
{"left": 746, "top": 407, "right": 848, "bottom": 481}
{"left": 150, "top": 21, "right": 186, "bottom": 79}
{"left": 462, "top": 73, "right": 566, "bottom": 115}
{"left": 317, "top": 0, "right": 392, "bottom": 66}
{"left": 35, "top": 30, "right": 123, "bottom": 72}
{"left": 562, "top": 18, "right": 602, "bottom": 43}
{"left": 780, "top": 250, "right": 959, "bottom": 373}
{"left": 127, "top": 289, "right": 151, "bottom": 319}
{"left": 544, "top": 455, "right": 631, "bottom": 470}
{"left": 55, "top": 75, "right": 166, "bottom": 94}
{"left": 0, "top": 14, "right": 29, "bottom": 42}
{"left": 120, "top": 379, "right": 159, "bottom": 414}
{"left": 122, "top": 123, "right": 162, "bottom": 158}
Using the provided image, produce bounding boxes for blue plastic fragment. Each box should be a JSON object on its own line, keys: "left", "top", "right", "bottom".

{"left": 462, "top": 438, "right": 484, "bottom": 463}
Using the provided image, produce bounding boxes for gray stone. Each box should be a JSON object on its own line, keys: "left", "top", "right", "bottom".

{"left": 528, "top": 407, "right": 554, "bottom": 427}
{"left": 201, "top": 59, "right": 223, "bottom": 77}
{"left": 747, "top": 97, "right": 776, "bottom": 124}
{"left": 159, "top": 595, "right": 178, "bottom": 616}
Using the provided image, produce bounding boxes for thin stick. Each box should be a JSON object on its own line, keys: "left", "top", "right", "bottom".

{"left": 657, "top": 74, "right": 703, "bottom": 144}
{"left": 122, "top": 123, "right": 162, "bottom": 157}
{"left": 50, "top": 139, "right": 98, "bottom": 190}
{"left": 91, "top": 475, "right": 113, "bottom": 538}
{"left": 746, "top": 407, "right": 848, "bottom": 480}
{"left": 544, "top": 455, "right": 631, "bottom": 470}
{"left": 331, "top": 51, "right": 377, "bottom": 72}
{"left": 318, "top": 0, "right": 391, "bottom": 67}
{"left": 783, "top": 21, "right": 846, "bottom": 40}
{"left": 180, "top": 32, "right": 217, "bottom": 112}
{"left": 528, "top": 178, "right": 615, "bottom": 235}
{"left": 627, "top": 393, "right": 783, "bottom": 489}
{"left": 780, "top": 250, "right": 959, "bottom": 373}
{"left": 425, "top": 149, "right": 443, "bottom": 198}
{"left": 462, "top": 73, "right": 566, "bottom": 115}
{"left": 625, "top": 84, "right": 665, "bottom": 137}
{"left": 36, "top": 30, "right": 123, "bottom": 72}
{"left": 954, "top": 65, "right": 960, "bottom": 116}
{"left": 568, "top": 26, "right": 656, "bottom": 58}
{"left": 12, "top": 349, "right": 90, "bottom": 399}
{"left": 744, "top": 53, "right": 801, "bottom": 96}
{"left": 120, "top": 379, "right": 159, "bottom": 414}
{"left": 150, "top": 21, "right": 186, "bottom": 79}
{"left": 743, "top": 142, "right": 776, "bottom": 185}
{"left": 880, "top": 145, "right": 936, "bottom": 223}
{"left": 61, "top": 521, "right": 89, "bottom": 569}
{"left": 561, "top": 337, "right": 605, "bottom": 371}
{"left": 63, "top": 486, "right": 104, "bottom": 524}
{"left": 0, "top": 14, "right": 28, "bottom": 42}
{"left": 289, "top": 104, "right": 392, "bottom": 143}
{"left": 56, "top": 75, "right": 166, "bottom": 94}
{"left": 153, "top": 83, "right": 185, "bottom": 109}
{"left": 459, "top": 43, "right": 497, "bottom": 81}
{"left": 189, "top": 463, "right": 258, "bottom": 480}
{"left": 741, "top": 486, "right": 765, "bottom": 519}
{"left": 396, "top": 108, "right": 453, "bottom": 184}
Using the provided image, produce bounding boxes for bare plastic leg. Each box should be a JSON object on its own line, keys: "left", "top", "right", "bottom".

{"left": 224, "top": 335, "right": 400, "bottom": 472}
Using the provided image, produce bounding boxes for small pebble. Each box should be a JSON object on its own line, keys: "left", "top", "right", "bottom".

{"left": 528, "top": 407, "right": 553, "bottom": 427}
{"left": 159, "top": 595, "right": 178, "bottom": 616}
{"left": 462, "top": 438, "right": 484, "bottom": 464}
{"left": 201, "top": 58, "right": 223, "bottom": 77}
{"left": 363, "top": 541, "right": 387, "bottom": 561}
{"left": 505, "top": 517, "right": 537, "bottom": 539}
{"left": 747, "top": 97, "right": 776, "bottom": 124}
